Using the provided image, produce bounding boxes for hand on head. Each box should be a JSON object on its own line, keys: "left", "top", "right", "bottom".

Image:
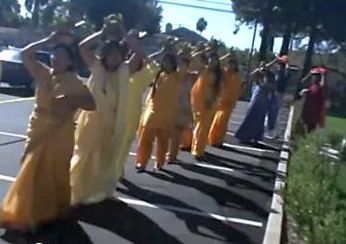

{"left": 48, "top": 31, "right": 74, "bottom": 45}
{"left": 102, "top": 13, "right": 126, "bottom": 41}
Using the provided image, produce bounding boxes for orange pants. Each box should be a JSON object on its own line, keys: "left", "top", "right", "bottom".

{"left": 208, "top": 104, "right": 235, "bottom": 146}
{"left": 136, "top": 126, "right": 171, "bottom": 168}
{"left": 191, "top": 109, "right": 215, "bottom": 157}
{"left": 181, "top": 127, "right": 193, "bottom": 149}
{"left": 167, "top": 126, "right": 184, "bottom": 161}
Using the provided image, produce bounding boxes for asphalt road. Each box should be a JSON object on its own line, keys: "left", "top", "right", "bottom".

{"left": 0, "top": 88, "right": 289, "bottom": 244}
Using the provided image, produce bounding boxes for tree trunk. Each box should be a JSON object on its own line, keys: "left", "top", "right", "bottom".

{"left": 268, "top": 35, "right": 275, "bottom": 52}
{"left": 259, "top": 24, "right": 270, "bottom": 61}
{"left": 280, "top": 24, "right": 292, "bottom": 55}
{"left": 258, "top": 0, "right": 275, "bottom": 61}
{"left": 32, "top": 0, "right": 40, "bottom": 26}
{"left": 302, "top": 26, "right": 317, "bottom": 77}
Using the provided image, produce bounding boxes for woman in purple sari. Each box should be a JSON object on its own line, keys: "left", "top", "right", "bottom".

{"left": 235, "top": 62, "right": 276, "bottom": 143}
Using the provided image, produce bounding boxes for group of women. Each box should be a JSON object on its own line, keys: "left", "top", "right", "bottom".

{"left": 0, "top": 21, "right": 243, "bottom": 232}
{"left": 235, "top": 56, "right": 327, "bottom": 143}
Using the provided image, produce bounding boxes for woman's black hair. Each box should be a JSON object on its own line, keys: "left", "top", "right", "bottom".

{"left": 209, "top": 52, "right": 223, "bottom": 98}
{"left": 52, "top": 44, "right": 77, "bottom": 71}
{"left": 162, "top": 53, "right": 178, "bottom": 72}
{"left": 150, "top": 53, "right": 177, "bottom": 98}
{"left": 100, "top": 40, "right": 128, "bottom": 70}
{"left": 228, "top": 59, "right": 239, "bottom": 72}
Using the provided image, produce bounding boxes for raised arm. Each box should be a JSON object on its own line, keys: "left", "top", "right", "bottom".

{"left": 79, "top": 30, "right": 103, "bottom": 67}
{"left": 125, "top": 30, "right": 146, "bottom": 74}
{"left": 21, "top": 35, "right": 52, "bottom": 85}
{"left": 148, "top": 50, "right": 163, "bottom": 60}
{"left": 219, "top": 53, "right": 231, "bottom": 62}
{"left": 300, "top": 73, "right": 312, "bottom": 84}
{"left": 265, "top": 57, "right": 279, "bottom": 69}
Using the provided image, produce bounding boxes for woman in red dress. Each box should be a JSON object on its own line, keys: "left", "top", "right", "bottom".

{"left": 302, "top": 67, "right": 327, "bottom": 132}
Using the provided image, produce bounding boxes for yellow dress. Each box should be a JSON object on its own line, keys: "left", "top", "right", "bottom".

{"left": 114, "top": 61, "right": 159, "bottom": 180}
{"left": 0, "top": 70, "right": 90, "bottom": 230}
{"left": 70, "top": 60, "right": 130, "bottom": 205}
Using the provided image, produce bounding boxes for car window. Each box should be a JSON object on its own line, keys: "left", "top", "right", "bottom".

{"left": 36, "top": 52, "right": 51, "bottom": 66}
{"left": 0, "top": 49, "right": 21, "bottom": 63}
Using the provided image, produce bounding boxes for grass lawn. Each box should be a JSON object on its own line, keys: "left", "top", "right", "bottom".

{"left": 326, "top": 116, "right": 346, "bottom": 135}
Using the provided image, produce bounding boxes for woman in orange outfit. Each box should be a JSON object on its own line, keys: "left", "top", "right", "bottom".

{"left": 136, "top": 54, "right": 181, "bottom": 171}
{"left": 180, "top": 49, "right": 208, "bottom": 150}
{"left": 208, "top": 58, "right": 242, "bottom": 146}
{"left": 191, "top": 52, "right": 223, "bottom": 160}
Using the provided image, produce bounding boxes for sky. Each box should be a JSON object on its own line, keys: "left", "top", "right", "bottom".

{"left": 160, "top": 0, "right": 284, "bottom": 51}
{"left": 17, "top": 0, "right": 283, "bottom": 51}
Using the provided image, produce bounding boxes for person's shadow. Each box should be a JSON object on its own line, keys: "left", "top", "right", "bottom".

{"left": 119, "top": 179, "right": 254, "bottom": 244}
{"left": 1, "top": 219, "right": 92, "bottom": 244}
{"left": 75, "top": 198, "right": 182, "bottom": 244}
{"left": 146, "top": 169, "right": 268, "bottom": 219}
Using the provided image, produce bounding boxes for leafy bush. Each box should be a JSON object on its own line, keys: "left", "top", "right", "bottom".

{"left": 285, "top": 133, "right": 346, "bottom": 244}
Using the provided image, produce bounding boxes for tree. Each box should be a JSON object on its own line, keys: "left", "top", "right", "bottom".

{"left": 165, "top": 23, "right": 173, "bottom": 32}
{"left": 0, "top": 0, "right": 22, "bottom": 27}
{"left": 25, "top": 0, "right": 49, "bottom": 26}
{"left": 69, "top": 0, "right": 162, "bottom": 34}
{"left": 196, "top": 17, "right": 207, "bottom": 34}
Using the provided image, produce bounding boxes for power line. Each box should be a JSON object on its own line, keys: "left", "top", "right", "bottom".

{"left": 157, "top": 0, "right": 234, "bottom": 14}
{"left": 194, "top": 0, "right": 232, "bottom": 7}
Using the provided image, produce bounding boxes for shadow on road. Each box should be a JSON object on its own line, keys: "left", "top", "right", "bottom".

{"left": 119, "top": 179, "right": 255, "bottom": 244}
{"left": 0, "top": 87, "right": 33, "bottom": 98}
{"left": 1, "top": 220, "right": 92, "bottom": 244}
{"left": 76, "top": 198, "right": 182, "bottom": 244}
{"left": 147, "top": 169, "right": 268, "bottom": 219}
{"left": 203, "top": 152, "right": 276, "bottom": 180}
{"left": 177, "top": 163, "right": 273, "bottom": 196}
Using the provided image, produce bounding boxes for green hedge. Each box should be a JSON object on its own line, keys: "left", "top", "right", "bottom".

{"left": 284, "top": 133, "right": 346, "bottom": 244}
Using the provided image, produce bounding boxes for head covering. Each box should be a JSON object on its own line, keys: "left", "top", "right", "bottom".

{"left": 310, "top": 66, "right": 327, "bottom": 74}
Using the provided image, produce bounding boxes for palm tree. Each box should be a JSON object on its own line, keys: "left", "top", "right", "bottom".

{"left": 196, "top": 17, "right": 207, "bottom": 34}
{"left": 25, "top": 0, "right": 49, "bottom": 26}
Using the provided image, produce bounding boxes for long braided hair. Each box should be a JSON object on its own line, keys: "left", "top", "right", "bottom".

{"left": 151, "top": 53, "right": 178, "bottom": 98}
{"left": 208, "top": 52, "right": 223, "bottom": 99}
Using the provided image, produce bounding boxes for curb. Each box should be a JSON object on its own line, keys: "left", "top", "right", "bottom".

{"left": 263, "top": 105, "right": 295, "bottom": 244}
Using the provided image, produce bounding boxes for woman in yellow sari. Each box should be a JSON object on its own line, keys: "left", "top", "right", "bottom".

{"left": 0, "top": 32, "right": 95, "bottom": 231}
{"left": 191, "top": 52, "right": 223, "bottom": 160}
{"left": 70, "top": 25, "right": 144, "bottom": 205}
{"left": 208, "top": 58, "right": 242, "bottom": 146}
{"left": 114, "top": 51, "right": 162, "bottom": 181}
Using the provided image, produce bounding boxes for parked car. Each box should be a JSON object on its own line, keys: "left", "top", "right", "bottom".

{"left": 0, "top": 48, "right": 50, "bottom": 91}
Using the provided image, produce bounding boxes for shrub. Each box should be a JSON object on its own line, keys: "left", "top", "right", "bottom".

{"left": 285, "top": 133, "right": 346, "bottom": 244}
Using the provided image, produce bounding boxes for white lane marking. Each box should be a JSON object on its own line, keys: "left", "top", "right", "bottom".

{"left": 0, "top": 97, "right": 34, "bottom": 105}
{"left": 193, "top": 162, "right": 234, "bottom": 173}
{"left": 0, "top": 172, "right": 262, "bottom": 228}
{"left": 0, "top": 131, "right": 27, "bottom": 139}
{"left": 230, "top": 114, "right": 244, "bottom": 120}
{"left": 129, "top": 152, "right": 156, "bottom": 159}
{"left": 230, "top": 120, "right": 241, "bottom": 125}
{"left": 128, "top": 152, "right": 235, "bottom": 173}
{"left": 118, "top": 197, "right": 263, "bottom": 228}
{"left": 223, "top": 143, "right": 274, "bottom": 153}
{"left": 0, "top": 174, "right": 16, "bottom": 182}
